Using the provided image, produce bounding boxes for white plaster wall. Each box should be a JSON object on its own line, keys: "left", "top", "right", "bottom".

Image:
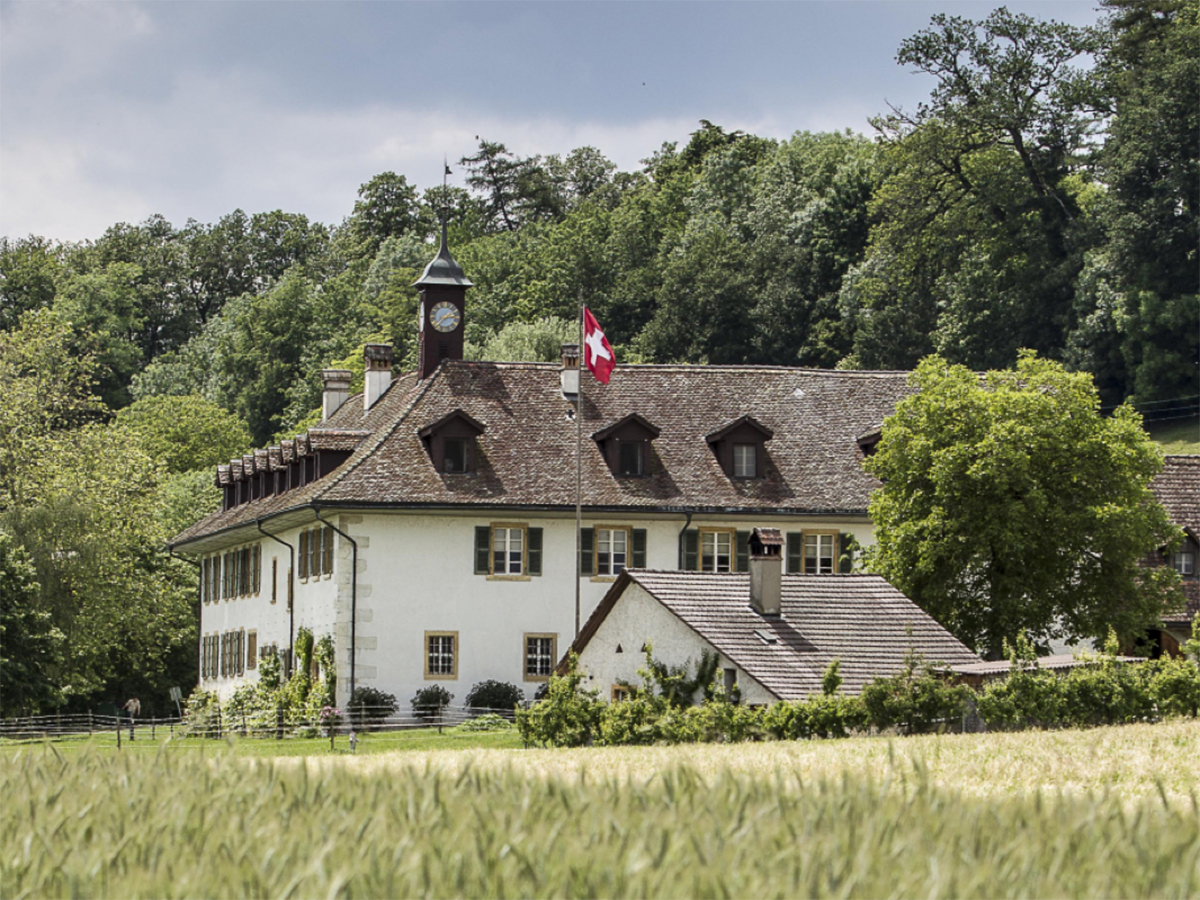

{"left": 197, "top": 512, "right": 874, "bottom": 706}
{"left": 575, "top": 583, "right": 776, "bottom": 705}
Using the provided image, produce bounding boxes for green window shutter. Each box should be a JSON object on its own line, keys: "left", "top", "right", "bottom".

{"left": 681, "top": 529, "right": 699, "bottom": 570}
{"left": 299, "top": 531, "right": 308, "bottom": 579}
{"left": 838, "top": 533, "right": 855, "bottom": 574}
{"left": 474, "top": 526, "right": 491, "bottom": 575}
{"left": 324, "top": 526, "right": 334, "bottom": 575}
{"left": 786, "top": 533, "right": 802, "bottom": 574}
{"left": 527, "top": 527, "right": 543, "bottom": 576}
{"left": 736, "top": 531, "right": 750, "bottom": 572}
{"left": 580, "top": 528, "right": 595, "bottom": 577}
{"left": 631, "top": 529, "right": 647, "bottom": 568}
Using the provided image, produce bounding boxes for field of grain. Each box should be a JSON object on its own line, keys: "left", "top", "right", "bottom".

{"left": 4, "top": 721, "right": 1199, "bottom": 899}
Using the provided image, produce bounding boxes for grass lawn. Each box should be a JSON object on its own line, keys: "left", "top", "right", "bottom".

{"left": 5, "top": 721, "right": 1198, "bottom": 898}
{"left": 1149, "top": 415, "right": 1200, "bottom": 454}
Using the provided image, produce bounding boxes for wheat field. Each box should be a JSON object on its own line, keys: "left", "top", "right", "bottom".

{"left": 3, "top": 721, "right": 1199, "bottom": 898}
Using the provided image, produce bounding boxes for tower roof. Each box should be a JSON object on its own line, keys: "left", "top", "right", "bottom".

{"left": 413, "top": 221, "right": 473, "bottom": 288}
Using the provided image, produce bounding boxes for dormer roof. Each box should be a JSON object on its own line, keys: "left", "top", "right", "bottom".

{"left": 705, "top": 415, "right": 774, "bottom": 444}
{"left": 418, "top": 409, "right": 487, "bottom": 440}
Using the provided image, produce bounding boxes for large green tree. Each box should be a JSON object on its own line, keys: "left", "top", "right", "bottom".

{"left": 865, "top": 352, "right": 1181, "bottom": 658}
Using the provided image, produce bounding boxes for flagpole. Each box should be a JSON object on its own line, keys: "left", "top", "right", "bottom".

{"left": 574, "top": 291, "right": 584, "bottom": 639}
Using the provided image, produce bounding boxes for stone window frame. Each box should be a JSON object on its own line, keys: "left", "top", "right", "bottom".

{"left": 424, "top": 631, "right": 458, "bottom": 680}
{"left": 523, "top": 633, "right": 558, "bottom": 682}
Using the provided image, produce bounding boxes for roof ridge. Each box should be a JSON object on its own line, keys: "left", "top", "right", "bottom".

{"left": 426, "top": 360, "right": 914, "bottom": 376}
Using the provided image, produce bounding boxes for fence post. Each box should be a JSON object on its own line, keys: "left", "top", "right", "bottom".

{"left": 88, "top": 712, "right": 93, "bottom": 735}
{"left": 152, "top": 719, "right": 156, "bottom": 740}
{"left": 116, "top": 720, "right": 121, "bottom": 749}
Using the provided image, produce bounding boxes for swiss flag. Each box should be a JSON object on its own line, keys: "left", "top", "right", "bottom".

{"left": 582, "top": 307, "right": 615, "bottom": 385}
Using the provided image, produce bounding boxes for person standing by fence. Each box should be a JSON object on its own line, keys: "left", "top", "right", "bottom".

{"left": 122, "top": 697, "right": 140, "bottom": 740}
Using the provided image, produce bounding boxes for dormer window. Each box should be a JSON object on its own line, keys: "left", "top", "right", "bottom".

{"left": 593, "top": 414, "right": 660, "bottom": 478}
{"left": 733, "top": 444, "right": 756, "bottom": 478}
{"left": 706, "top": 416, "right": 773, "bottom": 480}
{"left": 420, "top": 409, "right": 486, "bottom": 475}
{"left": 618, "top": 441, "right": 645, "bottom": 476}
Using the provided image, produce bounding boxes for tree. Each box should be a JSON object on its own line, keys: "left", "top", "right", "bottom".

{"left": 864, "top": 352, "right": 1181, "bottom": 658}
{"left": 0, "top": 530, "right": 65, "bottom": 716}
{"left": 346, "top": 172, "right": 421, "bottom": 259}
{"left": 0, "top": 236, "right": 62, "bottom": 332}
{"left": 114, "top": 395, "right": 250, "bottom": 474}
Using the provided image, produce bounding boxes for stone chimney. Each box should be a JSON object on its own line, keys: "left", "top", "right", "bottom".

{"left": 560, "top": 342, "right": 580, "bottom": 397}
{"left": 321, "top": 369, "right": 352, "bottom": 420}
{"left": 363, "top": 344, "right": 394, "bottom": 411}
{"left": 748, "top": 527, "right": 784, "bottom": 616}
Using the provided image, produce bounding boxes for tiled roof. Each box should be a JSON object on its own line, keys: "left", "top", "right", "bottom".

{"left": 571, "top": 570, "right": 980, "bottom": 700}
{"left": 1162, "top": 580, "right": 1200, "bottom": 628}
{"left": 171, "top": 362, "right": 912, "bottom": 548}
{"left": 1152, "top": 455, "right": 1200, "bottom": 534}
{"left": 947, "top": 653, "right": 1143, "bottom": 677}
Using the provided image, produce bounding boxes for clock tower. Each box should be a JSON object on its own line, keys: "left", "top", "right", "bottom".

{"left": 414, "top": 220, "right": 473, "bottom": 381}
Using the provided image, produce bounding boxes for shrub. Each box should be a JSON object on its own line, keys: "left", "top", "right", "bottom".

{"left": 598, "top": 694, "right": 665, "bottom": 746}
{"left": 515, "top": 654, "right": 603, "bottom": 747}
{"left": 860, "top": 650, "right": 972, "bottom": 734}
{"left": 976, "top": 634, "right": 1063, "bottom": 730}
{"left": 182, "top": 690, "right": 221, "bottom": 738}
{"left": 1149, "top": 657, "right": 1200, "bottom": 718}
{"left": 411, "top": 685, "right": 453, "bottom": 719}
{"left": 464, "top": 680, "right": 525, "bottom": 713}
{"left": 456, "top": 713, "right": 514, "bottom": 732}
{"left": 348, "top": 686, "right": 398, "bottom": 728}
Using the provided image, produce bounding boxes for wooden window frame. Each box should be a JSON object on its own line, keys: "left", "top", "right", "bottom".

{"left": 424, "top": 631, "right": 458, "bottom": 680}
{"left": 490, "top": 523, "right": 527, "bottom": 578}
{"left": 1175, "top": 552, "right": 1195, "bottom": 576}
{"left": 523, "top": 633, "right": 558, "bottom": 682}
{"left": 698, "top": 528, "right": 735, "bottom": 573}
{"left": 611, "top": 685, "right": 632, "bottom": 703}
{"left": 732, "top": 443, "right": 756, "bottom": 478}
{"left": 802, "top": 530, "right": 838, "bottom": 574}
{"left": 594, "top": 525, "right": 631, "bottom": 577}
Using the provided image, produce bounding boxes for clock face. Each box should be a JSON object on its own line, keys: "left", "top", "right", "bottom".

{"left": 429, "top": 301, "right": 461, "bottom": 333}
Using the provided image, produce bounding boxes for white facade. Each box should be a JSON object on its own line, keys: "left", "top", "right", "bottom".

{"left": 573, "top": 581, "right": 777, "bottom": 705}
{"left": 198, "top": 511, "right": 874, "bottom": 706}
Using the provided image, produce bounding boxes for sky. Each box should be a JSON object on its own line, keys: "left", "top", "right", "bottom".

{"left": 1, "top": 0, "right": 1105, "bottom": 243}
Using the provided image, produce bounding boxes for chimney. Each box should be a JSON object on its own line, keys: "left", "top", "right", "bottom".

{"left": 321, "top": 368, "right": 352, "bottom": 419}
{"left": 748, "top": 527, "right": 783, "bottom": 616}
{"left": 363, "top": 344, "right": 394, "bottom": 411}
{"left": 560, "top": 342, "right": 580, "bottom": 397}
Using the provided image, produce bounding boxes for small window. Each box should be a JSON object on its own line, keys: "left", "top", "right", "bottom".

{"left": 611, "top": 685, "right": 633, "bottom": 703}
{"left": 1176, "top": 552, "right": 1195, "bottom": 576}
{"left": 700, "top": 530, "right": 734, "bottom": 572}
{"left": 618, "top": 441, "right": 645, "bottom": 476}
{"left": 596, "top": 527, "right": 629, "bottom": 576}
{"left": 444, "top": 438, "right": 468, "bottom": 474}
{"left": 524, "top": 634, "right": 557, "bottom": 681}
{"left": 492, "top": 526, "right": 524, "bottom": 575}
{"left": 804, "top": 532, "right": 836, "bottom": 574}
{"left": 733, "top": 444, "right": 756, "bottom": 478}
{"left": 723, "top": 668, "right": 737, "bottom": 693}
{"left": 425, "top": 632, "right": 458, "bottom": 679}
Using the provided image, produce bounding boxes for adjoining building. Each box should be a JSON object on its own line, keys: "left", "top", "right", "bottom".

{"left": 566, "top": 529, "right": 980, "bottom": 703}
{"left": 1147, "top": 455, "right": 1200, "bottom": 656}
{"left": 169, "top": 232, "right": 919, "bottom": 705}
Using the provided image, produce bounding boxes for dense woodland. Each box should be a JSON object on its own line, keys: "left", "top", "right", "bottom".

{"left": 1, "top": 2, "right": 1196, "bottom": 715}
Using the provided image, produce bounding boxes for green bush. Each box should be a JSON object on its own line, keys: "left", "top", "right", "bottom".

{"left": 976, "top": 634, "right": 1063, "bottom": 730}
{"left": 598, "top": 693, "right": 665, "bottom": 745}
{"left": 411, "top": 685, "right": 453, "bottom": 719}
{"left": 515, "top": 654, "right": 603, "bottom": 747}
{"left": 762, "top": 662, "right": 866, "bottom": 740}
{"left": 860, "top": 650, "right": 972, "bottom": 734}
{"left": 1149, "top": 657, "right": 1200, "bottom": 718}
{"left": 348, "top": 686, "right": 398, "bottom": 727}
{"left": 464, "top": 680, "right": 525, "bottom": 713}
{"left": 182, "top": 690, "right": 221, "bottom": 738}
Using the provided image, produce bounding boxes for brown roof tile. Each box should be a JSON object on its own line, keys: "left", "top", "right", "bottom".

{"left": 1152, "top": 455, "right": 1200, "bottom": 535}
{"left": 571, "top": 570, "right": 979, "bottom": 700}
{"left": 171, "top": 362, "right": 911, "bottom": 548}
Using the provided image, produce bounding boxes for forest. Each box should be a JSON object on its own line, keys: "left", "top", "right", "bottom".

{"left": 0, "top": 1, "right": 1195, "bottom": 715}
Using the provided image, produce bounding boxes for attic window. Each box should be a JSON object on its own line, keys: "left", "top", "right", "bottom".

{"left": 753, "top": 629, "right": 778, "bottom": 646}
{"left": 706, "top": 416, "right": 773, "bottom": 480}
{"left": 419, "top": 409, "right": 486, "bottom": 475}
{"left": 592, "top": 414, "right": 660, "bottom": 478}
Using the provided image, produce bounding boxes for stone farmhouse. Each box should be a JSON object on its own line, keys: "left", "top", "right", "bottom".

{"left": 169, "top": 234, "right": 925, "bottom": 707}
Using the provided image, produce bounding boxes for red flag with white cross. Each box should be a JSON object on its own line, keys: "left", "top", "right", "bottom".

{"left": 582, "top": 307, "right": 615, "bottom": 385}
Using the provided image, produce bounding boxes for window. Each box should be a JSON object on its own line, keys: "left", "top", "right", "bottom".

{"left": 723, "top": 668, "right": 738, "bottom": 694}
{"left": 618, "top": 441, "right": 645, "bottom": 476}
{"left": 493, "top": 526, "right": 524, "bottom": 575}
{"left": 611, "top": 685, "right": 633, "bottom": 703}
{"left": 425, "top": 632, "right": 458, "bottom": 679}
{"left": 1175, "top": 552, "right": 1195, "bottom": 576}
{"left": 524, "top": 634, "right": 557, "bottom": 681}
{"left": 733, "top": 444, "right": 756, "bottom": 478}
{"left": 700, "top": 529, "right": 734, "bottom": 572}
{"left": 596, "top": 527, "right": 629, "bottom": 576}
{"left": 444, "top": 437, "right": 468, "bottom": 474}
{"left": 804, "top": 532, "right": 836, "bottom": 574}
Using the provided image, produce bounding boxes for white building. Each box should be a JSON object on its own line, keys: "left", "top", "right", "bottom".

{"left": 169, "top": 234, "right": 914, "bottom": 707}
